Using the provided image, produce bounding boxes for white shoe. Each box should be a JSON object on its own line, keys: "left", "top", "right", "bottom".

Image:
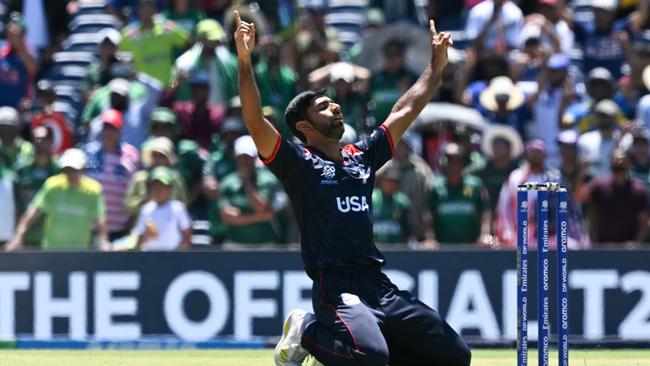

{"left": 274, "top": 309, "right": 315, "bottom": 366}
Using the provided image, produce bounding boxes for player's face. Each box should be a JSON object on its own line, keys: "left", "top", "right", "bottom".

{"left": 306, "top": 96, "right": 345, "bottom": 140}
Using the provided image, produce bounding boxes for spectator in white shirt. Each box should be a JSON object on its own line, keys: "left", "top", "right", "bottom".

{"left": 465, "top": 0, "right": 523, "bottom": 54}
{"left": 133, "top": 166, "right": 192, "bottom": 251}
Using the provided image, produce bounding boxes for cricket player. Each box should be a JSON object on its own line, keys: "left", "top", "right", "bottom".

{"left": 233, "top": 10, "right": 470, "bottom": 366}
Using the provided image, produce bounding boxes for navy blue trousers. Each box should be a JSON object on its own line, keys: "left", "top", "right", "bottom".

{"left": 301, "top": 267, "right": 471, "bottom": 366}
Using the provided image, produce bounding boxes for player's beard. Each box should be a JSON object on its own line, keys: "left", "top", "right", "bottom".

{"left": 313, "top": 119, "right": 345, "bottom": 140}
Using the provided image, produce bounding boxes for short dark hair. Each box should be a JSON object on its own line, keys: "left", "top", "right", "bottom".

{"left": 284, "top": 89, "right": 326, "bottom": 142}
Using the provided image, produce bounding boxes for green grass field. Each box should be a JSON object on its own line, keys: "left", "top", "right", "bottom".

{"left": 1, "top": 349, "right": 650, "bottom": 366}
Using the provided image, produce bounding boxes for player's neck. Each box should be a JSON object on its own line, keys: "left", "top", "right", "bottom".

{"left": 307, "top": 139, "right": 341, "bottom": 162}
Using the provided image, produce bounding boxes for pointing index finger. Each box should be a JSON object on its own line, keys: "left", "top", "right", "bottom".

{"left": 429, "top": 19, "right": 437, "bottom": 35}
{"left": 234, "top": 10, "right": 241, "bottom": 27}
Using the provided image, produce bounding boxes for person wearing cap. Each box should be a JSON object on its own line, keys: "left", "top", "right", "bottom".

{"left": 465, "top": 0, "right": 523, "bottom": 54}
{"left": 202, "top": 118, "right": 246, "bottom": 242}
{"left": 218, "top": 135, "right": 287, "bottom": 245}
{"left": 29, "top": 80, "right": 74, "bottom": 155}
{"left": 478, "top": 75, "right": 531, "bottom": 138}
{"left": 161, "top": 0, "right": 207, "bottom": 37}
{"left": 132, "top": 166, "right": 192, "bottom": 251}
{"left": 84, "top": 109, "right": 140, "bottom": 241}
{"left": 125, "top": 136, "right": 188, "bottom": 216}
{"left": 164, "top": 70, "right": 226, "bottom": 150}
{"left": 83, "top": 28, "right": 124, "bottom": 95}
{"left": 372, "top": 167, "right": 412, "bottom": 245}
{"left": 578, "top": 99, "right": 632, "bottom": 177}
{"left": 576, "top": 149, "right": 649, "bottom": 245}
{"left": 424, "top": 143, "right": 492, "bottom": 248}
{"left": 119, "top": 0, "right": 189, "bottom": 85}
{"left": 468, "top": 125, "right": 523, "bottom": 213}
{"left": 169, "top": 18, "right": 238, "bottom": 104}
{"left": 0, "top": 12, "right": 37, "bottom": 109}
{"left": 12, "top": 126, "right": 60, "bottom": 247}
{"left": 6, "top": 148, "right": 109, "bottom": 251}
{"left": 528, "top": 53, "right": 576, "bottom": 167}
{"left": 562, "top": 67, "right": 626, "bottom": 133}
{"left": 0, "top": 106, "right": 34, "bottom": 169}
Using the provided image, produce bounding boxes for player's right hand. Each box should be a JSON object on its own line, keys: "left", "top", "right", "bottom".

{"left": 233, "top": 10, "right": 256, "bottom": 60}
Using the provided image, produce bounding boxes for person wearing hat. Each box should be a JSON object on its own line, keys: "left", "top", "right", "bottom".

{"left": 469, "top": 125, "right": 522, "bottom": 213}
{"left": 425, "top": 143, "right": 493, "bottom": 248}
{"left": 0, "top": 106, "right": 33, "bottom": 169}
{"left": 83, "top": 109, "right": 140, "bottom": 241}
{"left": 372, "top": 167, "right": 412, "bottom": 245}
{"left": 125, "top": 136, "right": 188, "bottom": 216}
{"left": 169, "top": 18, "right": 238, "bottom": 104}
{"left": 83, "top": 28, "right": 125, "bottom": 95}
{"left": 202, "top": 118, "right": 246, "bottom": 242}
{"left": 30, "top": 80, "right": 74, "bottom": 155}
{"left": 118, "top": 0, "right": 189, "bottom": 85}
{"left": 6, "top": 148, "right": 110, "bottom": 251}
{"left": 218, "top": 135, "right": 287, "bottom": 245}
{"left": 132, "top": 166, "right": 192, "bottom": 251}
{"left": 479, "top": 75, "right": 530, "bottom": 138}
{"left": 12, "top": 126, "right": 60, "bottom": 247}
{"left": 0, "top": 12, "right": 37, "bottom": 109}
{"left": 578, "top": 99, "right": 632, "bottom": 177}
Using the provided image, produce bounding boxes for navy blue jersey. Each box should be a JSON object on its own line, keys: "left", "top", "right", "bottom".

{"left": 263, "top": 125, "right": 396, "bottom": 275}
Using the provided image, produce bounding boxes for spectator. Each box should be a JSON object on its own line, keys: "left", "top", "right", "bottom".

{"left": 577, "top": 149, "right": 649, "bottom": 246}
{"left": 424, "top": 143, "right": 492, "bottom": 247}
{"left": 119, "top": 0, "right": 189, "bottom": 85}
{"left": 524, "top": 0, "right": 574, "bottom": 54}
{"left": 166, "top": 71, "right": 226, "bottom": 150}
{"left": 479, "top": 76, "right": 530, "bottom": 138}
{"left": 0, "top": 12, "right": 37, "bottom": 109}
{"left": 85, "top": 75, "right": 164, "bottom": 148}
{"left": 12, "top": 126, "right": 59, "bottom": 247}
{"left": 371, "top": 0, "right": 420, "bottom": 25}
{"left": 578, "top": 99, "right": 630, "bottom": 178}
{"left": 469, "top": 124, "right": 523, "bottom": 213}
{"left": 84, "top": 109, "right": 139, "bottom": 240}
{"left": 0, "top": 106, "right": 32, "bottom": 169}
{"left": 556, "top": 129, "right": 582, "bottom": 192}
{"left": 9, "top": 0, "right": 69, "bottom": 59}
{"left": 82, "top": 28, "right": 123, "bottom": 96}
{"left": 132, "top": 166, "right": 192, "bottom": 251}
{"left": 529, "top": 53, "right": 575, "bottom": 167}
{"left": 255, "top": 36, "right": 298, "bottom": 124}
{"left": 627, "top": 126, "right": 650, "bottom": 183}
{"left": 161, "top": 0, "right": 207, "bottom": 37}
{"left": 563, "top": 67, "right": 624, "bottom": 133}
{"left": 202, "top": 118, "right": 246, "bottom": 243}
{"left": 635, "top": 64, "right": 650, "bottom": 129}
{"left": 219, "top": 136, "right": 287, "bottom": 245}
{"left": 460, "top": 51, "right": 511, "bottom": 108}
{"left": 379, "top": 134, "right": 433, "bottom": 241}
{"left": 309, "top": 62, "right": 371, "bottom": 133}
{"left": 5, "top": 148, "right": 109, "bottom": 251}
{"left": 465, "top": 0, "right": 523, "bottom": 54}
{"left": 513, "top": 26, "right": 546, "bottom": 82}
{"left": 372, "top": 167, "right": 412, "bottom": 245}
{"left": 369, "top": 39, "right": 418, "bottom": 126}
{"left": 0, "top": 157, "right": 15, "bottom": 246}
{"left": 125, "top": 136, "right": 188, "bottom": 216}
{"left": 171, "top": 18, "right": 238, "bottom": 103}
{"left": 29, "top": 80, "right": 73, "bottom": 155}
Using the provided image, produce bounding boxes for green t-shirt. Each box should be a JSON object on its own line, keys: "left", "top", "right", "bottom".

{"left": 119, "top": 19, "right": 189, "bottom": 85}
{"left": 255, "top": 61, "right": 297, "bottom": 121}
{"left": 369, "top": 69, "right": 417, "bottom": 124}
{"left": 372, "top": 188, "right": 411, "bottom": 244}
{"left": 469, "top": 160, "right": 519, "bottom": 212}
{"left": 33, "top": 174, "right": 105, "bottom": 250}
{"left": 218, "top": 168, "right": 283, "bottom": 244}
{"left": 0, "top": 139, "right": 34, "bottom": 170}
{"left": 203, "top": 145, "right": 236, "bottom": 237}
{"left": 81, "top": 82, "right": 148, "bottom": 125}
{"left": 14, "top": 160, "right": 60, "bottom": 245}
{"left": 429, "top": 175, "right": 489, "bottom": 244}
{"left": 161, "top": 9, "right": 206, "bottom": 37}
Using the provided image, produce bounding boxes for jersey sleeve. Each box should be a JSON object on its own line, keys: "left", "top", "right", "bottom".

{"left": 32, "top": 185, "right": 51, "bottom": 213}
{"left": 175, "top": 202, "right": 191, "bottom": 230}
{"left": 260, "top": 136, "right": 305, "bottom": 182}
{"left": 132, "top": 207, "right": 147, "bottom": 236}
{"left": 355, "top": 125, "right": 395, "bottom": 171}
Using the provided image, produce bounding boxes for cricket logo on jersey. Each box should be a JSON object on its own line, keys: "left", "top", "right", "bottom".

{"left": 341, "top": 144, "right": 371, "bottom": 183}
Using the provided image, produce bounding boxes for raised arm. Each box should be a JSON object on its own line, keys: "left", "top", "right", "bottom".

{"left": 382, "top": 20, "right": 452, "bottom": 142}
{"left": 233, "top": 10, "right": 281, "bottom": 159}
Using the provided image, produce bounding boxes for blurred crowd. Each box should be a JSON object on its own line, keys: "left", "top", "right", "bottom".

{"left": 2, "top": 0, "right": 650, "bottom": 251}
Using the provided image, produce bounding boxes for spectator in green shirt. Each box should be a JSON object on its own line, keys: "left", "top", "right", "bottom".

{"left": 424, "top": 143, "right": 493, "bottom": 248}
{"left": 13, "top": 126, "right": 59, "bottom": 247}
{"left": 6, "top": 148, "right": 109, "bottom": 251}
{"left": 255, "top": 36, "right": 298, "bottom": 122}
{"left": 372, "top": 167, "right": 412, "bottom": 245}
{"left": 119, "top": 0, "right": 189, "bottom": 85}
{"left": 0, "top": 106, "right": 33, "bottom": 169}
{"left": 219, "top": 135, "right": 287, "bottom": 245}
{"left": 162, "top": 0, "right": 206, "bottom": 39}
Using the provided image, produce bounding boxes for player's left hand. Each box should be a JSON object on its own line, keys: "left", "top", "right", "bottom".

{"left": 429, "top": 20, "right": 452, "bottom": 73}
